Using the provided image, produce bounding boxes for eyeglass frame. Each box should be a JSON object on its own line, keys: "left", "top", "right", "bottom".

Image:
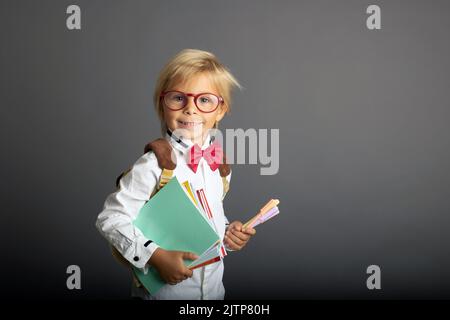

{"left": 160, "top": 90, "right": 224, "bottom": 113}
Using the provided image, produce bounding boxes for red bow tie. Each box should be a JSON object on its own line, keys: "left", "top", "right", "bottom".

{"left": 188, "top": 142, "right": 223, "bottom": 173}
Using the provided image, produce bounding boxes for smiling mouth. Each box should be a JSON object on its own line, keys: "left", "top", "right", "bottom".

{"left": 177, "top": 120, "right": 204, "bottom": 127}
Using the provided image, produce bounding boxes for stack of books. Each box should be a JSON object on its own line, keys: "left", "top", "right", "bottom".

{"left": 132, "top": 176, "right": 280, "bottom": 294}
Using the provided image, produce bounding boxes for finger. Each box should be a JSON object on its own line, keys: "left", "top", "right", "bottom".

{"left": 226, "top": 232, "right": 244, "bottom": 245}
{"left": 184, "top": 268, "right": 193, "bottom": 278}
{"left": 243, "top": 227, "right": 256, "bottom": 236}
{"left": 182, "top": 252, "right": 199, "bottom": 261}
{"left": 175, "top": 275, "right": 186, "bottom": 282}
{"left": 224, "top": 236, "right": 241, "bottom": 250}
{"left": 229, "top": 229, "right": 250, "bottom": 242}
{"left": 225, "top": 232, "right": 244, "bottom": 246}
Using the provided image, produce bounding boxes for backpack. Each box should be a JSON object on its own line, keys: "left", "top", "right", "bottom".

{"left": 110, "top": 138, "right": 230, "bottom": 285}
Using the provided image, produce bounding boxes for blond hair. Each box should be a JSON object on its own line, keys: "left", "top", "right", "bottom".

{"left": 153, "top": 49, "right": 241, "bottom": 132}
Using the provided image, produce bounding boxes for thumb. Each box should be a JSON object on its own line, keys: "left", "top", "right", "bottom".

{"left": 182, "top": 252, "right": 199, "bottom": 261}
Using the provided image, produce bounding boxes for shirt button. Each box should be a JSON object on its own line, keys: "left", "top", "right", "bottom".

{"left": 133, "top": 256, "right": 139, "bottom": 261}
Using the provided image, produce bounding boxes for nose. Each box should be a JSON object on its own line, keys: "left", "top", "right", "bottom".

{"left": 183, "top": 96, "right": 198, "bottom": 115}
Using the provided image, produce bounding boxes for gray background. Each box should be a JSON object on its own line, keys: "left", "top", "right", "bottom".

{"left": 1, "top": 0, "right": 450, "bottom": 299}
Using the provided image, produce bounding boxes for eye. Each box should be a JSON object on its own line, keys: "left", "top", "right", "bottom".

{"left": 169, "top": 93, "right": 185, "bottom": 102}
{"left": 200, "top": 97, "right": 210, "bottom": 103}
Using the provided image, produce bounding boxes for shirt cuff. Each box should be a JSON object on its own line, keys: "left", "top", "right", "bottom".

{"left": 224, "top": 244, "right": 236, "bottom": 252}
{"left": 125, "top": 236, "right": 160, "bottom": 274}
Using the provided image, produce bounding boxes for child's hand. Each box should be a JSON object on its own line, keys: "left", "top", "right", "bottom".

{"left": 148, "top": 248, "right": 198, "bottom": 285}
{"left": 224, "top": 221, "right": 256, "bottom": 251}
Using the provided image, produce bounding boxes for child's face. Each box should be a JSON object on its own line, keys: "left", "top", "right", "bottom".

{"left": 163, "top": 72, "right": 226, "bottom": 144}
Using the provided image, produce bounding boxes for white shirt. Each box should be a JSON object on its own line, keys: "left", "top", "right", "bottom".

{"left": 96, "top": 130, "right": 232, "bottom": 300}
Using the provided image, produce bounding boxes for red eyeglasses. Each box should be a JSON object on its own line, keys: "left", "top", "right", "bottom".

{"left": 160, "top": 91, "right": 224, "bottom": 113}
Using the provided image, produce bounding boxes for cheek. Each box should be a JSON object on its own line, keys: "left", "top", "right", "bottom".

{"left": 163, "top": 112, "right": 180, "bottom": 131}
{"left": 204, "top": 113, "right": 220, "bottom": 126}
{"left": 164, "top": 111, "right": 178, "bottom": 123}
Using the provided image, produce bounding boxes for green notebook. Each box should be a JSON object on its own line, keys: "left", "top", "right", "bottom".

{"left": 132, "top": 176, "right": 220, "bottom": 294}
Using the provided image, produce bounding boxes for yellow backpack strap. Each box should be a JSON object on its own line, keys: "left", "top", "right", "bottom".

{"left": 158, "top": 168, "right": 174, "bottom": 189}
{"left": 218, "top": 153, "right": 231, "bottom": 200}
{"left": 221, "top": 176, "right": 230, "bottom": 200}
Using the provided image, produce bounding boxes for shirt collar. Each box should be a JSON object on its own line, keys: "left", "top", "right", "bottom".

{"left": 165, "top": 129, "right": 215, "bottom": 154}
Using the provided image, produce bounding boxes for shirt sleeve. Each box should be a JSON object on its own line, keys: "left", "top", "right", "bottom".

{"left": 96, "top": 152, "right": 162, "bottom": 273}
